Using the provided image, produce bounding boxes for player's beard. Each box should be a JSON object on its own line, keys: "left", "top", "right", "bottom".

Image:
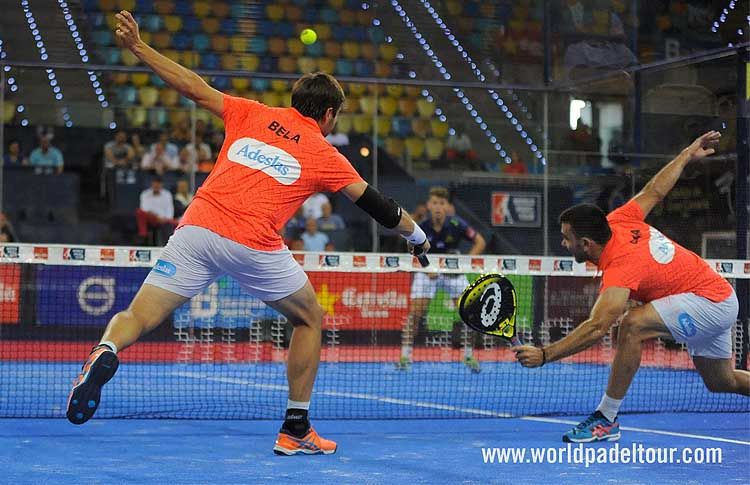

{"left": 570, "top": 242, "right": 587, "bottom": 263}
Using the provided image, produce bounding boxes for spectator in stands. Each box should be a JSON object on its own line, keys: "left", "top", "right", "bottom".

{"left": 29, "top": 134, "right": 64, "bottom": 174}
{"left": 153, "top": 131, "right": 180, "bottom": 159}
{"left": 104, "top": 130, "right": 136, "bottom": 169}
{"left": 209, "top": 130, "right": 224, "bottom": 155}
{"left": 195, "top": 119, "right": 209, "bottom": 140}
{"left": 135, "top": 175, "right": 177, "bottom": 245}
{"left": 141, "top": 137, "right": 181, "bottom": 174}
{"left": 445, "top": 124, "right": 477, "bottom": 164}
{"left": 0, "top": 212, "right": 18, "bottom": 243}
{"left": 301, "top": 217, "right": 330, "bottom": 251}
{"left": 170, "top": 119, "right": 191, "bottom": 145}
{"left": 502, "top": 150, "right": 529, "bottom": 175}
{"left": 317, "top": 202, "right": 345, "bottom": 232}
{"left": 130, "top": 133, "right": 147, "bottom": 162}
{"left": 181, "top": 133, "right": 213, "bottom": 173}
{"left": 326, "top": 127, "right": 349, "bottom": 147}
{"left": 302, "top": 192, "right": 330, "bottom": 220}
{"left": 173, "top": 179, "right": 194, "bottom": 218}
{"left": 3, "top": 140, "right": 27, "bottom": 166}
{"left": 284, "top": 207, "right": 307, "bottom": 241}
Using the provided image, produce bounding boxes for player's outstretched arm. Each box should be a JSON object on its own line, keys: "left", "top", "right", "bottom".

{"left": 514, "top": 287, "right": 630, "bottom": 367}
{"left": 632, "top": 131, "right": 721, "bottom": 218}
{"left": 114, "top": 10, "right": 223, "bottom": 116}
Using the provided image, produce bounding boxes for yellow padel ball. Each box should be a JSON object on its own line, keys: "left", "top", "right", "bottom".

{"left": 300, "top": 28, "right": 317, "bottom": 45}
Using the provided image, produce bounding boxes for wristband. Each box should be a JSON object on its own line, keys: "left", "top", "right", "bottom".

{"left": 541, "top": 348, "right": 547, "bottom": 367}
{"left": 403, "top": 224, "right": 427, "bottom": 245}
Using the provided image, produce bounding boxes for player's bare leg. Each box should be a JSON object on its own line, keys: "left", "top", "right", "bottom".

{"left": 397, "top": 298, "right": 429, "bottom": 369}
{"left": 67, "top": 284, "right": 189, "bottom": 424}
{"left": 692, "top": 356, "right": 750, "bottom": 396}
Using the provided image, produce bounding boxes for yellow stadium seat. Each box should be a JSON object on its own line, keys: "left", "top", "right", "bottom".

{"left": 360, "top": 43, "right": 376, "bottom": 60}
{"left": 152, "top": 32, "right": 172, "bottom": 49}
{"left": 287, "top": 38, "right": 305, "bottom": 57}
{"left": 99, "top": 0, "right": 116, "bottom": 12}
{"left": 211, "top": 35, "right": 230, "bottom": 52}
{"left": 417, "top": 99, "right": 436, "bottom": 118}
{"left": 244, "top": 91, "right": 261, "bottom": 101}
{"left": 116, "top": 0, "right": 135, "bottom": 11}
{"left": 328, "top": 0, "right": 345, "bottom": 8}
{"left": 212, "top": 2, "right": 229, "bottom": 18}
{"left": 3, "top": 102, "right": 15, "bottom": 123}
{"left": 121, "top": 48, "right": 139, "bottom": 66}
{"left": 348, "top": 83, "right": 367, "bottom": 96}
{"left": 164, "top": 15, "right": 182, "bottom": 33}
{"left": 266, "top": 4, "right": 284, "bottom": 21}
{"left": 239, "top": 54, "right": 259, "bottom": 71}
{"left": 405, "top": 137, "right": 425, "bottom": 160}
{"left": 221, "top": 53, "right": 238, "bottom": 69}
{"left": 324, "top": 41, "right": 341, "bottom": 59}
{"left": 138, "top": 86, "right": 159, "bottom": 107}
{"left": 105, "top": 13, "right": 119, "bottom": 31}
{"left": 195, "top": 109, "right": 212, "bottom": 124}
{"left": 270, "top": 80, "right": 288, "bottom": 92}
{"left": 411, "top": 119, "right": 430, "bottom": 137}
{"left": 193, "top": 1, "right": 211, "bottom": 18}
{"left": 359, "top": 96, "right": 377, "bottom": 115}
{"left": 336, "top": 113, "right": 353, "bottom": 133}
{"left": 125, "top": 107, "right": 147, "bottom": 128}
{"left": 342, "top": 96, "right": 358, "bottom": 113}
{"left": 384, "top": 137, "right": 405, "bottom": 159}
{"left": 163, "top": 50, "right": 180, "bottom": 64}
{"left": 232, "top": 77, "right": 250, "bottom": 91}
{"left": 378, "top": 96, "right": 398, "bottom": 116}
{"left": 237, "top": 19, "right": 255, "bottom": 35}
{"left": 312, "top": 24, "right": 332, "bottom": 41}
{"left": 210, "top": 115, "right": 224, "bottom": 130}
{"left": 378, "top": 44, "right": 398, "bottom": 62}
{"left": 298, "top": 57, "right": 317, "bottom": 73}
{"left": 405, "top": 86, "right": 421, "bottom": 97}
{"left": 353, "top": 115, "right": 373, "bottom": 134}
{"left": 262, "top": 91, "right": 282, "bottom": 107}
{"left": 159, "top": 88, "right": 180, "bottom": 107}
{"left": 230, "top": 35, "right": 247, "bottom": 53}
{"left": 277, "top": 56, "right": 297, "bottom": 74}
{"left": 286, "top": 5, "right": 302, "bottom": 22}
{"left": 374, "top": 61, "right": 391, "bottom": 78}
{"left": 386, "top": 85, "right": 403, "bottom": 98}
{"left": 339, "top": 9, "right": 355, "bottom": 25}
{"left": 111, "top": 72, "right": 129, "bottom": 85}
{"left": 281, "top": 92, "right": 292, "bottom": 108}
{"left": 268, "top": 38, "right": 286, "bottom": 57}
{"left": 425, "top": 138, "right": 444, "bottom": 161}
{"left": 154, "top": 0, "right": 175, "bottom": 15}
{"left": 398, "top": 98, "right": 417, "bottom": 117}
{"left": 317, "top": 57, "right": 335, "bottom": 73}
{"left": 181, "top": 51, "right": 200, "bottom": 69}
{"left": 168, "top": 109, "right": 189, "bottom": 127}
{"left": 430, "top": 119, "right": 449, "bottom": 138}
{"left": 356, "top": 10, "right": 373, "bottom": 26}
{"left": 342, "top": 41, "right": 360, "bottom": 60}
{"left": 139, "top": 32, "right": 152, "bottom": 45}
{"left": 367, "top": 84, "right": 384, "bottom": 96}
{"left": 201, "top": 18, "right": 220, "bottom": 34}
{"left": 446, "top": 0, "right": 462, "bottom": 16}
{"left": 130, "top": 72, "right": 150, "bottom": 87}
{"left": 376, "top": 118, "right": 391, "bottom": 137}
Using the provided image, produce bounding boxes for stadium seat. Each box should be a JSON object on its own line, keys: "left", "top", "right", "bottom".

{"left": 336, "top": 113, "right": 353, "bottom": 133}
{"left": 319, "top": 7, "right": 338, "bottom": 24}
{"left": 230, "top": 35, "right": 247, "bottom": 53}
{"left": 130, "top": 72, "right": 150, "bottom": 87}
{"left": 179, "top": 95, "right": 195, "bottom": 108}
{"left": 338, "top": 9, "right": 355, "bottom": 26}
{"left": 192, "top": 0, "right": 210, "bottom": 17}
{"left": 335, "top": 59, "right": 354, "bottom": 76}
{"left": 359, "top": 96, "right": 377, "bottom": 116}
{"left": 342, "top": 41, "right": 360, "bottom": 60}
{"left": 153, "top": 0, "right": 175, "bottom": 15}
{"left": 200, "top": 52, "right": 219, "bottom": 69}
{"left": 138, "top": 86, "right": 159, "bottom": 107}
{"left": 386, "top": 85, "right": 403, "bottom": 98}
{"left": 367, "top": 26, "right": 385, "bottom": 44}
{"left": 411, "top": 119, "right": 431, "bottom": 138}
{"left": 397, "top": 98, "right": 417, "bottom": 117}
{"left": 3, "top": 102, "right": 16, "bottom": 124}
{"left": 378, "top": 96, "right": 398, "bottom": 117}
{"left": 98, "top": 0, "right": 116, "bottom": 11}
{"left": 262, "top": 91, "right": 282, "bottom": 107}
{"left": 281, "top": 92, "right": 292, "bottom": 108}
{"left": 313, "top": 24, "right": 332, "bottom": 41}
{"left": 151, "top": 31, "right": 171, "bottom": 49}
{"left": 173, "top": 0, "right": 190, "bottom": 16}
{"left": 384, "top": 137, "right": 405, "bottom": 159}
{"left": 287, "top": 38, "right": 305, "bottom": 57}
{"left": 425, "top": 138, "right": 444, "bottom": 160}
{"left": 210, "top": 35, "right": 229, "bottom": 52}
{"left": 367, "top": 84, "right": 384, "bottom": 96}
{"left": 328, "top": 0, "right": 345, "bottom": 8}
{"left": 150, "top": 74, "right": 166, "bottom": 87}
{"left": 378, "top": 44, "right": 398, "bottom": 62}
{"left": 110, "top": 72, "right": 129, "bottom": 85}
{"left": 445, "top": 0, "right": 461, "bottom": 16}
{"left": 168, "top": 109, "right": 189, "bottom": 126}
{"left": 392, "top": 117, "right": 412, "bottom": 137}
{"left": 374, "top": 61, "right": 391, "bottom": 78}
{"left": 285, "top": 5, "right": 303, "bottom": 22}
{"left": 430, "top": 120, "right": 449, "bottom": 138}
{"left": 268, "top": 38, "right": 286, "bottom": 57}
{"left": 405, "top": 86, "right": 421, "bottom": 97}
{"left": 266, "top": 4, "right": 284, "bottom": 21}
{"left": 134, "top": 0, "right": 153, "bottom": 12}
{"left": 356, "top": 10, "right": 372, "bottom": 26}
{"left": 270, "top": 80, "right": 288, "bottom": 93}
{"left": 277, "top": 56, "right": 297, "bottom": 73}
{"left": 163, "top": 15, "right": 183, "bottom": 33}
{"left": 342, "top": 96, "right": 359, "bottom": 113}
{"left": 103, "top": 47, "right": 121, "bottom": 65}
{"left": 220, "top": 18, "right": 237, "bottom": 36}
{"left": 192, "top": 33, "right": 210, "bottom": 52}
{"left": 317, "top": 57, "right": 335, "bottom": 73}
{"left": 212, "top": 1, "right": 229, "bottom": 18}
{"left": 159, "top": 88, "right": 180, "bottom": 107}
{"left": 140, "top": 14, "right": 162, "bottom": 32}
{"left": 417, "top": 99, "right": 436, "bottom": 118}
{"left": 324, "top": 40, "right": 342, "bottom": 59}
{"left": 125, "top": 106, "right": 147, "bottom": 127}
{"left": 221, "top": 53, "right": 239, "bottom": 70}
{"left": 239, "top": 54, "right": 260, "bottom": 71}
{"left": 360, "top": 43, "right": 377, "bottom": 61}
{"left": 376, "top": 118, "right": 392, "bottom": 137}
{"left": 181, "top": 51, "right": 200, "bottom": 69}
{"left": 231, "top": 77, "right": 250, "bottom": 91}
{"left": 91, "top": 30, "right": 112, "bottom": 47}
{"left": 248, "top": 38, "right": 268, "bottom": 55}
{"left": 251, "top": 78, "right": 270, "bottom": 92}
{"left": 305, "top": 41, "right": 324, "bottom": 57}
{"left": 229, "top": 2, "right": 245, "bottom": 19}
{"left": 354, "top": 60, "right": 374, "bottom": 77}
{"left": 212, "top": 76, "right": 230, "bottom": 90}
{"left": 201, "top": 17, "right": 220, "bottom": 34}
{"left": 352, "top": 115, "right": 373, "bottom": 134}
{"left": 405, "top": 137, "right": 425, "bottom": 160}
{"left": 163, "top": 49, "right": 180, "bottom": 64}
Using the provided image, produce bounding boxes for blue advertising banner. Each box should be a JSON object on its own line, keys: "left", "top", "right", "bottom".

{"left": 36, "top": 266, "right": 149, "bottom": 326}
{"left": 173, "top": 276, "right": 279, "bottom": 329}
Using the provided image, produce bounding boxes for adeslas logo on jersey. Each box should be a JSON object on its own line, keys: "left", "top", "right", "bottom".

{"left": 227, "top": 137, "right": 302, "bottom": 185}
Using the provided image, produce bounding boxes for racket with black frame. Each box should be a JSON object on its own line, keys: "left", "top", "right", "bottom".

{"left": 457, "top": 273, "right": 522, "bottom": 346}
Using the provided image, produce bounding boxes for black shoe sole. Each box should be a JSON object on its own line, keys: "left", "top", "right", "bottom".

{"left": 66, "top": 351, "right": 119, "bottom": 425}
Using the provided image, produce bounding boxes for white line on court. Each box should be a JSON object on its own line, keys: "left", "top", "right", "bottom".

{"left": 172, "top": 371, "right": 750, "bottom": 446}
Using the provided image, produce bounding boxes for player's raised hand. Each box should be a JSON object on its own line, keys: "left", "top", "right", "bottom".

{"left": 114, "top": 10, "right": 142, "bottom": 51}
{"left": 684, "top": 131, "right": 721, "bottom": 162}
{"left": 513, "top": 345, "right": 544, "bottom": 368}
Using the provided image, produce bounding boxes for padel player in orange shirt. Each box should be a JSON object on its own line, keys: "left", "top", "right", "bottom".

{"left": 515, "top": 131, "right": 748, "bottom": 442}
{"left": 66, "top": 11, "right": 430, "bottom": 456}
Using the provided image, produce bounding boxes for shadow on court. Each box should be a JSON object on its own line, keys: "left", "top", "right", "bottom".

{"left": 1, "top": 414, "right": 747, "bottom": 484}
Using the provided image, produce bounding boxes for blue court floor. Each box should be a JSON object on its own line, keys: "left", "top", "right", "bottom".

{"left": 1, "top": 413, "right": 747, "bottom": 484}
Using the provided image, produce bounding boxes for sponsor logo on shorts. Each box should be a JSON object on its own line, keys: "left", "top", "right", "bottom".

{"left": 471, "top": 258, "right": 484, "bottom": 270}
{"left": 381, "top": 256, "right": 400, "bottom": 268}
{"left": 501, "top": 258, "right": 517, "bottom": 271}
{"left": 99, "top": 248, "right": 115, "bottom": 262}
{"left": 353, "top": 255, "right": 367, "bottom": 267}
{"left": 320, "top": 255, "right": 340, "bottom": 267}
{"left": 528, "top": 259, "right": 542, "bottom": 271}
{"left": 1, "top": 246, "right": 19, "bottom": 258}
{"left": 553, "top": 259, "right": 574, "bottom": 272}
{"left": 152, "top": 259, "right": 177, "bottom": 277}
{"left": 129, "top": 249, "right": 151, "bottom": 263}
{"left": 715, "top": 262, "right": 733, "bottom": 274}
{"left": 63, "top": 248, "right": 86, "bottom": 261}
{"left": 227, "top": 137, "right": 302, "bottom": 185}
{"left": 33, "top": 247, "right": 48, "bottom": 260}
{"left": 678, "top": 312, "right": 697, "bottom": 337}
{"left": 439, "top": 257, "right": 459, "bottom": 270}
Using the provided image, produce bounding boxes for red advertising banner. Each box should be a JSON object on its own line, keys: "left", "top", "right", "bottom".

{"left": 0, "top": 264, "right": 21, "bottom": 324}
{"left": 308, "top": 272, "right": 411, "bottom": 330}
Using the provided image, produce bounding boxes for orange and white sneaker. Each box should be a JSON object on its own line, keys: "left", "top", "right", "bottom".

{"left": 273, "top": 427, "right": 337, "bottom": 456}
{"left": 66, "top": 345, "right": 119, "bottom": 425}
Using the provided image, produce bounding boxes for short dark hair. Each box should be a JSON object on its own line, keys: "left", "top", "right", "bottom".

{"left": 291, "top": 72, "right": 345, "bottom": 121}
{"left": 151, "top": 175, "right": 163, "bottom": 183}
{"left": 559, "top": 204, "right": 612, "bottom": 245}
{"left": 428, "top": 186, "right": 450, "bottom": 201}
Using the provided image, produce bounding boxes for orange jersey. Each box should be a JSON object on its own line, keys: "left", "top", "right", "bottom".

{"left": 598, "top": 200, "right": 732, "bottom": 303}
{"left": 180, "top": 95, "right": 364, "bottom": 251}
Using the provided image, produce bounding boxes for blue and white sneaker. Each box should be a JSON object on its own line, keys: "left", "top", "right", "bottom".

{"left": 563, "top": 411, "right": 620, "bottom": 443}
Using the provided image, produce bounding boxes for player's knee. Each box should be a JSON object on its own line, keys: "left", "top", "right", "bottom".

{"left": 702, "top": 375, "right": 736, "bottom": 393}
{"left": 618, "top": 312, "right": 648, "bottom": 341}
{"left": 292, "top": 303, "right": 324, "bottom": 329}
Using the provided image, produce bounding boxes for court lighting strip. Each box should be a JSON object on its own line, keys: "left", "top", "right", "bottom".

{"left": 388, "top": 0, "right": 512, "bottom": 163}
{"left": 57, "top": 0, "right": 111, "bottom": 119}
{"left": 0, "top": 38, "right": 31, "bottom": 127}
{"left": 20, "top": 0, "right": 72, "bottom": 126}
{"left": 418, "top": 0, "right": 546, "bottom": 165}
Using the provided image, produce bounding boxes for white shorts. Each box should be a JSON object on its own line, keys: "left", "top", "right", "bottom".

{"left": 411, "top": 272, "right": 468, "bottom": 300}
{"left": 651, "top": 290, "right": 739, "bottom": 359}
{"left": 143, "top": 225, "right": 308, "bottom": 302}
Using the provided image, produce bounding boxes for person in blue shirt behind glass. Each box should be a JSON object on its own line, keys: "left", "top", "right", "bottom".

{"left": 397, "top": 186, "right": 486, "bottom": 372}
{"left": 29, "top": 135, "right": 64, "bottom": 174}
{"left": 301, "top": 217, "right": 331, "bottom": 252}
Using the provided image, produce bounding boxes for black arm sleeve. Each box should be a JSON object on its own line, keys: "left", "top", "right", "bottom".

{"left": 354, "top": 185, "right": 402, "bottom": 229}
